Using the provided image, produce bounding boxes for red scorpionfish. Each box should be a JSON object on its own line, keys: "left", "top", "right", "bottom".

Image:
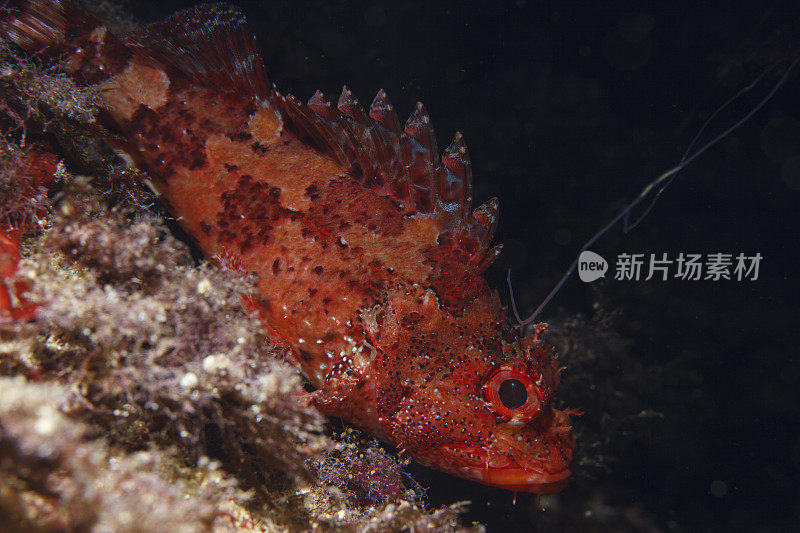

{"left": 2, "top": 1, "right": 575, "bottom": 493}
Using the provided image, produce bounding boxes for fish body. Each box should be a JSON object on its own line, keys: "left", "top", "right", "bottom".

{"left": 2, "top": 1, "right": 574, "bottom": 493}
{"left": 0, "top": 143, "right": 57, "bottom": 320}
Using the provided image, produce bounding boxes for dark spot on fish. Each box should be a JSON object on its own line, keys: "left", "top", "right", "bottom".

{"left": 401, "top": 312, "right": 423, "bottom": 329}
{"left": 189, "top": 154, "right": 207, "bottom": 170}
{"left": 199, "top": 221, "right": 212, "bottom": 235}
{"left": 301, "top": 177, "right": 402, "bottom": 252}
{"left": 251, "top": 141, "right": 269, "bottom": 153}
{"left": 482, "top": 337, "right": 502, "bottom": 354}
{"left": 376, "top": 379, "right": 410, "bottom": 417}
{"left": 348, "top": 164, "right": 363, "bottom": 183}
{"left": 224, "top": 163, "right": 238, "bottom": 172}
{"left": 124, "top": 87, "right": 255, "bottom": 181}
{"left": 272, "top": 258, "right": 281, "bottom": 275}
{"left": 305, "top": 184, "right": 320, "bottom": 199}
{"left": 215, "top": 175, "right": 289, "bottom": 252}
{"left": 227, "top": 131, "right": 252, "bottom": 142}
{"left": 299, "top": 349, "right": 313, "bottom": 362}
{"left": 501, "top": 328, "right": 517, "bottom": 344}
{"left": 314, "top": 266, "right": 324, "bottom": 275}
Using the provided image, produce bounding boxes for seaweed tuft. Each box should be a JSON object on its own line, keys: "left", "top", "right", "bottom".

{"left": 311, "top": 427, "right": 424, "bottom": 506}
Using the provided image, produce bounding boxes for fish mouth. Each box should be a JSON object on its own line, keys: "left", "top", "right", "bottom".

{"left": 444, "top": 447, "right": 573, "bottom": 494}
{"left": 471, "top": 462, "right": 572, "bottom": 494}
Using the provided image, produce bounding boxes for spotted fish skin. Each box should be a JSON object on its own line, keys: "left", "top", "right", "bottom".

{"left": 2, "top": 1, "right": 575, "bottom": 493}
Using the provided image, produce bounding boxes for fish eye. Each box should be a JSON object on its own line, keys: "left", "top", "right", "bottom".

{"left": 498, "top": 378, "right": 527, "bottom": 409}
{"left": 483, "top": 368, "right": 542, "bottom": 423}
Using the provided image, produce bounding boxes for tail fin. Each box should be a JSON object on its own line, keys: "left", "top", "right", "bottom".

{"left": 2, "top": 0, "right": 132, "bottom": 84}
{"left": 1, "top": 0, "right": 69, "bottom": 52}
{"left": 3, "top": 2, "right": 273, "bottom": 102}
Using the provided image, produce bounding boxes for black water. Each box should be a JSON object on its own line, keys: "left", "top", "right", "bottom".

{"left": 129, "top": 1, "right": 800, "bottom": 530}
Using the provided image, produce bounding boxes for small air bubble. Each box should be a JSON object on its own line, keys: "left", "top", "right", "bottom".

{"left": 710, "top": 480, "right": 728, "bottom": 498}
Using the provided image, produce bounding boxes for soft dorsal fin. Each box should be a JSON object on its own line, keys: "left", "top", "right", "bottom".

{"left": 122, "top": 3, "right": 271, "bottom": 103}
{"left": 277, "top": 86, "right": 500, "bottom": 270}
{"left": 2, "top": 2, "right": 271, "bottom": 101}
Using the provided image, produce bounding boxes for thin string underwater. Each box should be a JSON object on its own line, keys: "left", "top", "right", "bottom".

{"left": 509, "top": 53, "right": 800, "bottom": 328}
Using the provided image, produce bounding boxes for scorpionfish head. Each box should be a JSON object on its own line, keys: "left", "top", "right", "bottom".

{"left": 366, "top": 290, "right": 575, "bottom": 494}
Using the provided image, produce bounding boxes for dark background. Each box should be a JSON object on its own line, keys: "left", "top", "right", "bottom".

{"left": 124, "top": 1, "right": 800, "bottom": 530}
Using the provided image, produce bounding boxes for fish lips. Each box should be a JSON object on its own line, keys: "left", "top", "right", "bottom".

{"left": 480, "top": 436, "right": 575, "bottom": 494}
{"left": 472, "top": 462, "right": 573, "bottom": 494}
{"left": 443, "top": 446, "right": 574, "bottom": 494}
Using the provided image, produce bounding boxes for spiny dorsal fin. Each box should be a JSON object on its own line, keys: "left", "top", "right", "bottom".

{"left": 122, "top": 3, "right": 271, "bottom": 103}
{"left": 402, "top": 102, "right": 440, "bottom": 214}
{"left": 280, "top": 86, "right": 499, "bottom": 269}
{"left": 369, "top": 89, "right": 409, "bottom": 201}
{"left": 441, "top": 132, "right": 474, "bottom": 225}
{"left": 446, "top": 196, "right": 500, "bottom": 271}
{"left": 337, "top": 87, "right": 387, "bottom": 191}
{"left": 306, "top": 91, "right": 352, "bottom": 164}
